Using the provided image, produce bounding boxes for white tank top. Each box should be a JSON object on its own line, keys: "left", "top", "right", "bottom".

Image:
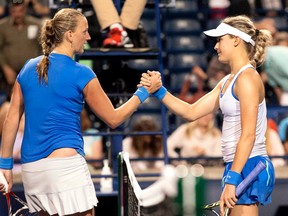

{"left": 219, "top": 64, "right": 267, "bottom": 162}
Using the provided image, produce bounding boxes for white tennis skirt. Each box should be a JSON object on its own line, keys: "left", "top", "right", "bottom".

{"left": 21, "top": 154, "right": 98, "bottom": 215}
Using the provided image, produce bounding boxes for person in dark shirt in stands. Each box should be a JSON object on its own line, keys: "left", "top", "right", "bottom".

{"left": 0, "top": 2, "right": 42, "bottom": 94}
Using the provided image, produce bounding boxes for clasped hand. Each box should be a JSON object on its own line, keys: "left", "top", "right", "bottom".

{"left": 137, "top": 70, "right": 162, "bottom": 94}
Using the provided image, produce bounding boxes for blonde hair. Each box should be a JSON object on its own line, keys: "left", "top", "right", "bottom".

{"left": 223, "top": 15, "right": 272, "bottom": 67}
{"left": 36, "top": 8, "right": 84, "bottom": 83}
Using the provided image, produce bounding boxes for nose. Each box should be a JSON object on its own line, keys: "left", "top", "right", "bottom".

{"left": 87, "top": 32, "right": 91, "bottom": 41}
{"left": 214, "top": 43, "right": 219, "bottom": 51}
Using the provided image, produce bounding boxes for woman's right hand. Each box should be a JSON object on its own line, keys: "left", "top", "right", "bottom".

{"left": 138, "top": 70, "right": 162, "bottom": 94}
{"left": 0, "top": 169, "right": 13, "bottom": 194}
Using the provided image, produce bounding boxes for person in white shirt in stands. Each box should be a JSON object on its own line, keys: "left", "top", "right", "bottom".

{"left": 167, "top": 113, "right": 222, "bottom": 162}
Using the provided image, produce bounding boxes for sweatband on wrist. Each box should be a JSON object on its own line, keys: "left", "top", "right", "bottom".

{"left": 0, "top": 157, "right": 14, "bottom": 169}
{"left": 153, "top": 86, "right": 167, "bottom": 101}
{"left": 134, "top": 86, "right": 149, "bottom": 103}
{"left": 225, "top": 170, "right": 242, "bottom": 186}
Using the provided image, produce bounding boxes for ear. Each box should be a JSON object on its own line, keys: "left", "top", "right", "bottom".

{"left": 64, "top": 30, "right": 73, "bottom": 43}
{"left": 234, "top": 36, "right": 241, "bottom": 47}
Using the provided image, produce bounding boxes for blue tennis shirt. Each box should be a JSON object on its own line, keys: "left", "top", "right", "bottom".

{"left": 17, "top": 53, "right": 96, "bottom": 163}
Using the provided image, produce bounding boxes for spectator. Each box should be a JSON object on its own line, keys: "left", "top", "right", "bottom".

{"left": 178, "top": 65, "right": 209, "bottom": 104}
{"left": 24, "top": 0, "right": 50, "bottom": 19}
{"left": 265, "top": 119, "right": 286, "bottom": 167}
{"left": 178, "top": 55, "right": 230, "bottom": 105}
{"left": 81, "top": 108, "right": 103, "bottom": 169}
{"left": 90, "top": 0, "right": 147, "bottom": 48}
{"left": 0, "top": 0, "right": 6, "bottom": 17}
{"left": 122, "top": 115, "right": 164, "bottom": 171}
{"left": 0, "top": 2, "right": 42, "bottom": 94}
{"left": 167, "top": 113, "right": 222, "bottom": 163}
{"left": 278, "top": 117, "right": 288, "bottom": 155}
{"left": 263, "top": 32, "right": 288, "bottom": 106}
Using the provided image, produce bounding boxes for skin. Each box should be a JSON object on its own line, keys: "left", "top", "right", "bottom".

{"left": 0, "top": 14, "right": 161, "bottom": 216}
{"left": 142, "top": 34, "right": 264, "bottom": 216}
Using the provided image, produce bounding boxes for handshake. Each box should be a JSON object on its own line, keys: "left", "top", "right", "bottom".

{"left": 134, "top": 70, "right": 167, "bottom": 103}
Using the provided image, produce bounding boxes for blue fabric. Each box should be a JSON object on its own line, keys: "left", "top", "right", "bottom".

{"left": 17, "top": 53, "right": 96, "bottom": 164}
{"left": 153, "top": 86, "right": 167, "bottom": 101}
{"left": 0, "top": 157, "right": 13, "bottom": 169}
{"left": 225, "top": 170, "right": 241, "bottom": 186}
{"left": 134, "top": 86, "right": 149, "bottom": 103}
{"left": 222, "top": 156, "right": 275, "bottom": 205}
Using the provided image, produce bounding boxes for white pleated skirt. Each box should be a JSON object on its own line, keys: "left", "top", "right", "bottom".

{"left": 21, "top": 154, "right": 98, "bottom": 215}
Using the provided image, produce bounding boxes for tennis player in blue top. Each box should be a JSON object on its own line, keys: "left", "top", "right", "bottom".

{"left": 140, "top": 15, "right": 275, "bottom": 216}
{"left": 0, "top": 8, "right": 161, "bottom": 216}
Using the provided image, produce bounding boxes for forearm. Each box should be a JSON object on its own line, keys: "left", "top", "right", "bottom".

{"left": 161, "top": 92, "right": 195, "bottom": 121}
{"left": 112, "top": 95, "right": 141, "bottom": 127}
{"left": 0, "top": 117, "right": 20, "bottom": 158}
{"left": 230, "top": 136, "right": 255, "bottom": 173}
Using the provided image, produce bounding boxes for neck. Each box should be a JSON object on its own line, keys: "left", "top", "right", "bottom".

{"left": 53, "top": 46, "right": 73, "bottom": 58}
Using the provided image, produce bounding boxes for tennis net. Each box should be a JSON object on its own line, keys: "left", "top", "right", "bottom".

{"left": 118, "top": 152, "right": 178, "bottom": 216}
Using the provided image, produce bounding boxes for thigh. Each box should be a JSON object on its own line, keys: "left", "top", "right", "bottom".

{"left": 229, "top": 204, "right": 258, "bottom": 216}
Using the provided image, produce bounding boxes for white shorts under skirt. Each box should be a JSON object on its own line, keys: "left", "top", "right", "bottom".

{"left": 21, "top": 154, "right": 98, "bottom": 215}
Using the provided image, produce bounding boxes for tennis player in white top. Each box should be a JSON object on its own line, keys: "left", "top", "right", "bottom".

{"left": 140, "top": 15, "right": 275, "bottom": 216}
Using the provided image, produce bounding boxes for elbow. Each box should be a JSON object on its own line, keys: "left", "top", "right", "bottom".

{"left": 105, "top": 119, "right": 121, "bottom": 129}
{"left": 106, "top": 122, "right": 118, "bottom": 129}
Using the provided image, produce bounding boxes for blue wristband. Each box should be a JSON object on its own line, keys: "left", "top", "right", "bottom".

{"left": 225, "top": 170, "right": 242, "bottom": 186}
{"left": 153, "top": 86, "right": 167, "bottom": 101}
{"left": 0, "top": 157, "right": 14, "bottom": 169}
{"left": 134, "top": 86, "right": 149, "bottom": 103}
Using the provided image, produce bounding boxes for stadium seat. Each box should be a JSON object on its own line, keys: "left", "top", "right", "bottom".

{"left": 166, "top": 35, "right": 205, "bottom": 54}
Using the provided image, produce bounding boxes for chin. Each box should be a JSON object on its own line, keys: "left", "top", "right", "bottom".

{"left": 75, "top": 49, "right": 84, "bottom": 55}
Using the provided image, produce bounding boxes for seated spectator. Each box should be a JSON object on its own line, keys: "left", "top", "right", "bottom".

{"left": 0, "top": 2, "right": 42, "bottom": 94}
{"left": 122, "top": 115, "right": 164, "bottom": 171}
{"left": 90, "top": 0, "right": 147, "bottom": 48}
{"left": 81, "top": 108, "right": 103, "bottom": 169}
{"left": 278, "top": 117, "right": 288, "bottom": 155}
{"left": 167, "top": 113, "right": 222, "bottom": 165}
{"left": 266, "top": 119, "right": 286, "bottom": 167}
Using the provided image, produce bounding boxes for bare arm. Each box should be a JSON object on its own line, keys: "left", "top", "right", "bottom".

{"left": 0, "top": 82, "right": 24, "bottom": 193}
{"left": 84, "top": 72, "right": 161, "bottom": 129}
{"left": 0, "top": 82, "right": 24, "bottom": 158}
{"left": 161, "top": 81, "right": 221, "bottom": 122}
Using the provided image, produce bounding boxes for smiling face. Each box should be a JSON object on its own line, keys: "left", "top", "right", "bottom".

{"left": 71, "top": 16, "right": 91, "bottom": 54}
